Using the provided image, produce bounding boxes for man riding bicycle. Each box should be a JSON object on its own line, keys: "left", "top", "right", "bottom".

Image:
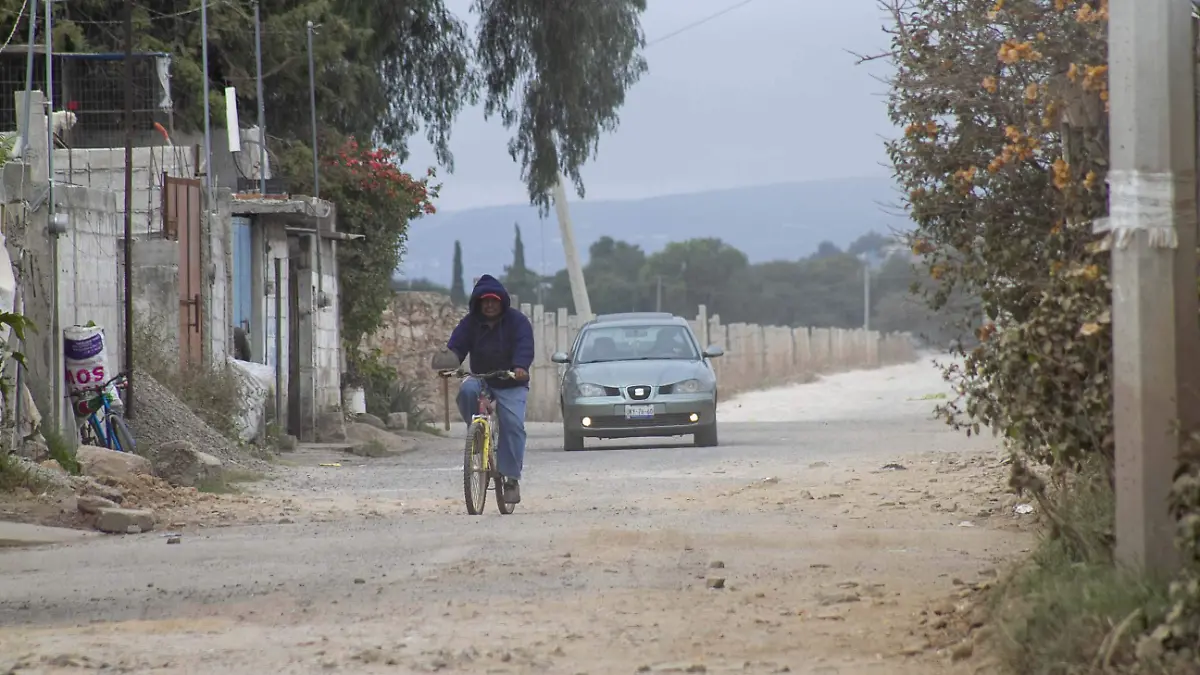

{"left": 434, "top": 274, "right": 534, "bottom": 504}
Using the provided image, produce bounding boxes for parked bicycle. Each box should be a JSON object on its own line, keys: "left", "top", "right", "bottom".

{"left": 438, "top": 368, "right": 517, "bottom": 515}
{"left": 73, "top": 373, "right": 136, "bottom": 453}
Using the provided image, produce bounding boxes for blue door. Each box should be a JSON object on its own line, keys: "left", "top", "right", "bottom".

{"left": 231, "top": 216, "right": 254, "bottom": 344}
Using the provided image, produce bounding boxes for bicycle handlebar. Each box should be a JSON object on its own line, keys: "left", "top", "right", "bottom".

{"left": 438, "top": 368, "right": 516, "bottom": 381}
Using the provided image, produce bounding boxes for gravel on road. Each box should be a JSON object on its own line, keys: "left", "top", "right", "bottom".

{"left": 0, "top": 357, "right": 1029, "bottom": 675}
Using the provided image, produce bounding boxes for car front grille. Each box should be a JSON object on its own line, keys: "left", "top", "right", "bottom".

{"left": 626, "top": 385, "right": 652, "bottom": 400}
{"left": 589, "top": 413, "right": 698, "bottom": 428}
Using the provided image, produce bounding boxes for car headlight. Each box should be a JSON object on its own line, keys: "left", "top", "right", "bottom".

{"left": 672, "top": 379, "right": 710, "bottom": 394}
{"left": 575, "top": 382, "right": 608, "bottom": 397}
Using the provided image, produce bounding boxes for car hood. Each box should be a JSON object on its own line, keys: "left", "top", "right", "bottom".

{"left": 571, "top": 359, "right": 708, "bottom": 387}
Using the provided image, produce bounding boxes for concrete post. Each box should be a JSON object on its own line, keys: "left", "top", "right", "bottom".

{"left": 1106, "top": 0, "right": 1199, "bottom": 575}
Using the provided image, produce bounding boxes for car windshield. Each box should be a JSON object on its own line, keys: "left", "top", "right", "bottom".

{"left": 575, "top": 324, "right": 700, "bottom": 364}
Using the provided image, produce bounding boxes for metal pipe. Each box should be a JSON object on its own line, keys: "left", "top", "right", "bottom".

{"left": 18, "top": 0, "right": 36, "bottom": 158}
{"left": 306, "top": 21, "right": 319, "bottom": 200}
{"left": 253, "top": 1, "right": 266, "bottom": 195}
{"left": 201, "top": 0, "right": 213, "bottom": 206}
{"left": 274, "top": 257, "right": 283, "bottom": 433}
{"left": 305, "top": 21, "right": 324, "bottom": 310}
{"left": 122, "top": 0, "right": 134, "bottom": 418}
{"left": 10, "top": 274, "right": 23, "bottom": 450}
{"left": 45, "top": 0, "right": 61, "bottom": 437}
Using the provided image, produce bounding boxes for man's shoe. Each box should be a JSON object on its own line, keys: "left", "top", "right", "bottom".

{"left": 502, "top": 478, "right": 521, "bottom": 504}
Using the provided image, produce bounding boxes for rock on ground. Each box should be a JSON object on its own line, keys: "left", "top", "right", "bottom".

{"left": 75, "top": 446, "right": 152, "bottom": 481}
{"left": 75, "top": 494, "right": 119, "bottom": 514}
{"left": 94, "top": 507, "right": 154, "bottom": 534}
{"left": 145, "top": 440, "right": 224, "bottom": 487}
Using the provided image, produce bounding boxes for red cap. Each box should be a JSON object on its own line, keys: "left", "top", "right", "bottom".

{"left": 480, "top": 293, "right": 502, "bottom": 302}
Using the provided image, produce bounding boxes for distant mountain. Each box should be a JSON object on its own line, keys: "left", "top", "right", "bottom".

{"left": 398, "top": 176, "right": 911, "bottom": 285}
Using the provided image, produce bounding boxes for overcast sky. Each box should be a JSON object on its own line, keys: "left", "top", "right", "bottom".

{"left": 403, "top": 0, "right": 897, "bottom": 212}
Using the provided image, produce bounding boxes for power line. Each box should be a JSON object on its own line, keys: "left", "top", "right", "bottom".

{"left": 646, "top": 0, "right": 759, "bottom": 48}
{"left": 0, "top": 0, "right": 28, "bottom": 54}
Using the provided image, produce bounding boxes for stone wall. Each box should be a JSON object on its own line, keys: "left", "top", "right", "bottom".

{"left": 363, "top": 292, "right": 465, "bottom": 424}
{"left": 364, "top": 292, "right": 920, "bottom": 425}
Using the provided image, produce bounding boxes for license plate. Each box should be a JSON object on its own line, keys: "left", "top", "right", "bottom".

{"left": 624, "top": 404, "right": 655, "bottom": 419}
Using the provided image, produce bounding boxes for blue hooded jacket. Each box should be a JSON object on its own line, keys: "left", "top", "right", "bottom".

{"left": 447, "top": 275, "right": 535, "bottom": 389}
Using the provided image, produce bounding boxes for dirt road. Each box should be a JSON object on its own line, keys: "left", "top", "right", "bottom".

{"left": 0, "top": 358, "right": 1032, "bottom": 674}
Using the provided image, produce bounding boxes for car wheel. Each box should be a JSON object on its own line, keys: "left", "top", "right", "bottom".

{"left": 694, "top": 423, "right": 719, "bottom": 448}
{"left": 564, "top": 429, "right": 584, "bottom": 452}
{"left": 562, "top": 405, "right": 584, "bottom": 451}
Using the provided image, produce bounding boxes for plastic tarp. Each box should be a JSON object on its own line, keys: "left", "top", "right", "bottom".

{"left": 229, "top": 358, "right": 275, "bottom": 442}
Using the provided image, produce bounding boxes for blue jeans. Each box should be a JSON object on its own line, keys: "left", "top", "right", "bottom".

{"left": 457, "top": 378, "right": 528, "bottom": 481}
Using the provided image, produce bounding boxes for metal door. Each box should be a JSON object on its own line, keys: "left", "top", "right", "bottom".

{"left": 231, "top": 216, "right": 253, "bottom": 336}
{"left": 163, "top": 175, "right": 204, "bottom": 367}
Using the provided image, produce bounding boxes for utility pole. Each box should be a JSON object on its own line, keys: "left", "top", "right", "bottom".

{"left": 862, "top": 256, "right": 870, "bottom": 331}
{"left": 253, "top": 1, "right": 267, "bottom": 195}
{"left": 552, "top": 176, "right": 591, "bottom": 318}
{"left": 306, "top": 21, "right": 319, "bottom": 199}
{"left": 655, "top": 275, "right": 663, "bottom": 312}
{"left": 1105, "top": 0, "right": 1200, "bottom": 576}
{"left": 122, "top": 0, "right": 135, "bottom": 417}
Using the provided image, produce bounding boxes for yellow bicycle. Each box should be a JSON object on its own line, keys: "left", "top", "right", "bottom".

{"left": 439, "top": 368, "right": 517, "bottom": 515}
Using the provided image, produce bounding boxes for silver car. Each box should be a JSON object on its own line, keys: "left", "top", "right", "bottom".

{"left": 551, "top": 312, "right": 725, "bottom": 451}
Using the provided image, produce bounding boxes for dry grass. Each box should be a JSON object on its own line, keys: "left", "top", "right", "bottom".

{"left": 987, "top": 470, "right": 1173, "bottom": 675}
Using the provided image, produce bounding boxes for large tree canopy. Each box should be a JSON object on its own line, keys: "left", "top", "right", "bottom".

{"left": 20, "top": 0, "right": 647, "bottom": 206}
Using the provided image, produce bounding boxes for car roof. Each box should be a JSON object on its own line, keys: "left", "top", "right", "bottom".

{"left": 584, "top": 312, "right": 690, "bottom": 328}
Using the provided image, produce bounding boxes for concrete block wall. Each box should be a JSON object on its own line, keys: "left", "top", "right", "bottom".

{"left": 57, "top": 185, "right": 125, "bottom": 373}
{"left": 53, "top": 145, "right": 189, "bottom": 237}
{"left": 206, "top": 191, "right": 232, "bottom": 364}
{"left": 129, "top": 239, "right": 179, "bottom": 349}
{"left": 262, "top": 229, "right": 289, "bottom": 391}
{"left": 313, "top": 236, "right": 341, "bottom": 410}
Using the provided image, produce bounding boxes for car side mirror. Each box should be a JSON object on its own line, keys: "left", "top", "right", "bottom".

{"left": 702, "top": 345, "right": 724, "bottom": 359}
{"left": 551, "top": 351, "right": 571, "bottom": 364}
{"left": 431, "top": 349, "right": 461, "bottom": 371}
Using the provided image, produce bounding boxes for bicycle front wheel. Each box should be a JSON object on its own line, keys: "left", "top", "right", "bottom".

{"left": 108, "top": 414, "right": 137, "bottom": 454}
{"left": 463, "top": 422, "right": 488, "bottom": 515}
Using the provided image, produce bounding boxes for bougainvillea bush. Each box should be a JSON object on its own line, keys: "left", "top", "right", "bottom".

{"left": 319, "top": 135, "right": 439, "bottom": 348}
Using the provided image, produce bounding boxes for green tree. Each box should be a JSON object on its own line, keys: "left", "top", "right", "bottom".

{"left": 450, "top": 241, "right": 467, "bottom": 306}
{"left": 503, "top": 224, "right": 537, "bottom": 303}
{"left": 584, "top": 236, "right": 647, "bottom": 314}
{"left": 642, "top": 238, "right": 749, "bottom": 317}
{"left": 847, "top": 231, "right": 894, "bottom": 257}
{"left": 26, "top": 0, "right": 648, "bottom": 207}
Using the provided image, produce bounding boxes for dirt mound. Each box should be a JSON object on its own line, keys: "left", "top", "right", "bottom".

{"left": 124, "top": 370, "right": 265, "bottom": 468}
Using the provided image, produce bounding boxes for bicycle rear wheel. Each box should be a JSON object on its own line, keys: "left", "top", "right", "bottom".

{"left": 463, "top": 422, "right": 488, "bottom": 515}
{"left": 108, "top": 414, "right": 136, "bottom": 454}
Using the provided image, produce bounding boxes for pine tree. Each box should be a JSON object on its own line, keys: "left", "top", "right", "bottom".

{"left": 450, "top": 241, "right": 467, "bottom": 306}
{"left": 503, "top": 223, "right": 536, "bottom": 303}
